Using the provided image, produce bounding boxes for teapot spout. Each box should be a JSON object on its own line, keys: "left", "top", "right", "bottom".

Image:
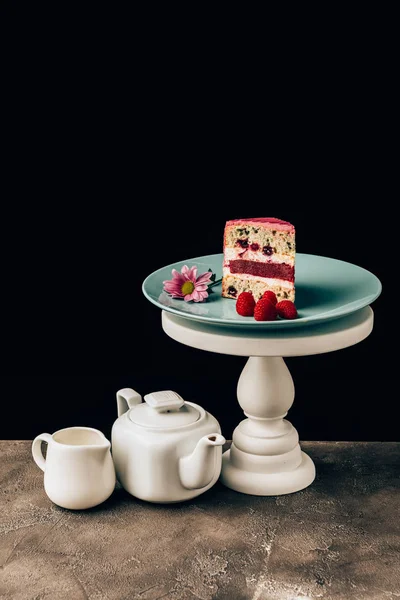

{"left": 179, "top": 434, "right": 225, "bottom": 490}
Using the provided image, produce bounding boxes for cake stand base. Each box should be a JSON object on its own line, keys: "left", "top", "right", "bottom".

{"left": 218, "top": 354, "right": 316, "bottom": 496}
{"left": 161, "top": 307, "right": 374, "bottom": 496}
{"left": 221, "top": 449, "right": 315, "bottom": 496}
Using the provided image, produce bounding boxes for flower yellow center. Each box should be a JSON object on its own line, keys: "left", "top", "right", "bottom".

{"left": 181, "top": 281, "right": 195, "bottom": 295}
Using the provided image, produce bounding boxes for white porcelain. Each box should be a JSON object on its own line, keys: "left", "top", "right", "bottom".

{"left": 32, "top": 426, "right": 116, "bottom": 510}
{"left": 111, "top": 388, "right": 225, "bottom": 503}
{"left": 162, "top": 307, "right": 375, "bottom": 496}
{"left": 220, "top": 356, "right": 316, "bottom": 495}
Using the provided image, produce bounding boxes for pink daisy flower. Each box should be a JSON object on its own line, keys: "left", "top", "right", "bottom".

{"left": 163, "top": 265, "right": 213, "bottom": 302}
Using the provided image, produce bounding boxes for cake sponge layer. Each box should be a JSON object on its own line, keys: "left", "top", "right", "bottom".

{"left": 224, "top": 222, "right": 295, "bottom": 258}
{"left": 222, "top": 274, "right": 295, "bottom": 302}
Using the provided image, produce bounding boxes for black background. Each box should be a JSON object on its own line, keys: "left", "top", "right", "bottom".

{"left": 0, "top": 16, "right": 395, "bottom": 442}
{"left": 0, "top": 205, "right": 392, "bottom": 442}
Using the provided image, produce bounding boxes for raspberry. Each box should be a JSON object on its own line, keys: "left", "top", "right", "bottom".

{"left": 262, "top": 290, "right": 278, "bottom": 306}
{"left": 254, "top": 298, "right": 277, "bottom": 321}
{"left": 276, "top": 300, "right": 298, "bottom": 319}
{"left": 236, "top": 292, "right": 256, "bottom": 317}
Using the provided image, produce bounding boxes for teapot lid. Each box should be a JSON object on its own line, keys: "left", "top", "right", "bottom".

{"left": 129, "top": 390, "right": 200, "bottom": 429}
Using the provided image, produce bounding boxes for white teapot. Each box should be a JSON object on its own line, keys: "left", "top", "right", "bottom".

{"left": 111, "top": 388, "right": 225, "bottom": 503}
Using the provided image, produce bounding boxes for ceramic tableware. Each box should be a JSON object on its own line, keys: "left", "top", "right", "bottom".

{"left": 111, "top": 388, "right": 225, "bottom": 503}
{"left": 142, "top": 252, "right": 382, "bottom": 328}
{"left": 32, "top": 426, "right": 116, "bottom": 510}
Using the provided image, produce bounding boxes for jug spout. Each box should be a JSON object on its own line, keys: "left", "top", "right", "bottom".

{"left": 98, "top": 437, "right": 111, "bottom": 454}
{"left": 81, "top": 430, "right": 111, "bottom": 456}
{"left": 179, "top": 433, "right": 225, "bottom": 490}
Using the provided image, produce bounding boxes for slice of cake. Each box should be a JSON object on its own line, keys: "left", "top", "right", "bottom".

{"left": 222, "top": 217, "right": 296, "bottom": 302}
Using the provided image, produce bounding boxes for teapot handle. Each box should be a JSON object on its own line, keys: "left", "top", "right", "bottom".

{"left": 117, "top": 388, "right": 142, "bottom": 417}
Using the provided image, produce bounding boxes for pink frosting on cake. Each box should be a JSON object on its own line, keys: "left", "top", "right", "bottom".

{"left": 226, "top": 217, "right": 294, "bottom": 232}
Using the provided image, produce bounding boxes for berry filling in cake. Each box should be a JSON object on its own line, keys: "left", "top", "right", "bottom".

{"left": 229, "top": 260, "right": 294, "bottom": 281}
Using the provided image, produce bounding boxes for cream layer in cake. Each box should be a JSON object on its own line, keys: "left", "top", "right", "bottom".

{"left": 224, "top": 247, "right": 295, "bottom": 266}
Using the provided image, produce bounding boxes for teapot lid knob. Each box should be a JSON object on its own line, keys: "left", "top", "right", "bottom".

{"left": 144, "top": 391, "right": 185, "bottom": 413}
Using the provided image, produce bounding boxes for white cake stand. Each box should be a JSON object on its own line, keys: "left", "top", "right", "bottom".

{"left": 161, "top": 306, "right": 374, "bottom": 496}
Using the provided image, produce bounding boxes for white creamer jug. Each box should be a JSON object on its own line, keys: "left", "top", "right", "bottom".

{"left": 32, "top": 426, "right": 116, "bottom": 510}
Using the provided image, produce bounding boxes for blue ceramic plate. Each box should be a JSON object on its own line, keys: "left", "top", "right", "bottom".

{"left": 142, "top": 253, "right": 382, "bottom": 328}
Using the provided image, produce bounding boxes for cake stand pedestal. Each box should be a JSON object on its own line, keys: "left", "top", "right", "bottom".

{"left": 161, "top": 306, "right": 374, "bottom": 496}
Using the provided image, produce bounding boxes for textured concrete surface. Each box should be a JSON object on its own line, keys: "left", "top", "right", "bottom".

{"left": 0, "top": 441, "right": 399, "bottom": 600}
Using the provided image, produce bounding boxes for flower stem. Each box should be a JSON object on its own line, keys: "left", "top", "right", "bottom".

{"left": 208, "top": 277, "right": 222, "bottom": 289}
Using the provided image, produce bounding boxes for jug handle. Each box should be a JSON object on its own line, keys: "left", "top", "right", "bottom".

{"left": 32, "top": 433, "right": 52, "bottom": 472}
{"left": 117, "top": 388, "right": 142, "bottom": 416}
